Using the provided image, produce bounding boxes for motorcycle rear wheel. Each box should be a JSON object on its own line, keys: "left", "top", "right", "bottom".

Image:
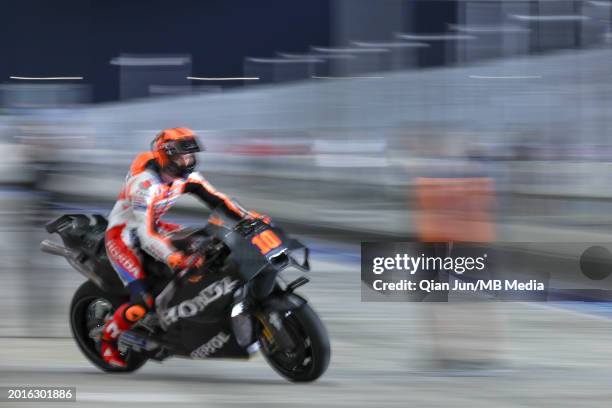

{"left": 70, "top": 281, "right": 148, "bottom": 373}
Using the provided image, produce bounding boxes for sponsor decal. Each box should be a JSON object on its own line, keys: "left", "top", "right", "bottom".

{"left": 162, "top": 277, "right": 238, "bottom": 325}
{"left": 106, "top": 240, "right": 140, "bottom": 278}
{"left": 190, "top": 331, "right": 231, "bottom": 358}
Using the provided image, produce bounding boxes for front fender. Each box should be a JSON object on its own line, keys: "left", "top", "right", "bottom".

{"left": 260, "top": 292, "right": 307, "bottom": 313}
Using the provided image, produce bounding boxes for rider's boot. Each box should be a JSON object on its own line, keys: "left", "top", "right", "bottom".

{"left": 100, "top": 303, "right": 148, "bottom": 368}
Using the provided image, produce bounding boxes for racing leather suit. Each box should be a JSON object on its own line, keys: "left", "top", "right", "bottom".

{"left": 100, "top": 152, "right": 247, "bottom": 365}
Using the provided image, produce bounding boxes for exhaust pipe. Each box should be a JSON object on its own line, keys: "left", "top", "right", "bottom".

{"left": 40, "top": 239, "right": 107, "bottom": 290}
{"left": 40, "top": 239, "right": 71, "bottom": 257}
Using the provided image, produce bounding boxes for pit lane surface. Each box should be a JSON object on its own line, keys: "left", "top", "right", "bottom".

{"left": 2, "top": 213, "right": 612, "bottom": 407}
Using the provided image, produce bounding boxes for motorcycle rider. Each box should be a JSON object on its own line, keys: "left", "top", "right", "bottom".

{"left": 101, "top": 127, "right": 264, "bottom": 367}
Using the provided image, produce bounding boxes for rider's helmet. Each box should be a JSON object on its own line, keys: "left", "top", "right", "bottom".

{"left": 152, "top": 127, "right": 202, "bottom": 178}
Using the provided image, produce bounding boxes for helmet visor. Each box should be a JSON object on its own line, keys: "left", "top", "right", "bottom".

{"left": 172, "top": 136, "right": 202, "bottom": 154}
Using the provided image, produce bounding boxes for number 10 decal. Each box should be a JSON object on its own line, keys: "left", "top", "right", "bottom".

{"left": 251, "top": 230, "right": 282, "bottom": 254}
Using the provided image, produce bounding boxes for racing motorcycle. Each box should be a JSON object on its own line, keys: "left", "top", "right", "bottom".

{"left": 40, "top": 208, "right": 330, "bottom": 382}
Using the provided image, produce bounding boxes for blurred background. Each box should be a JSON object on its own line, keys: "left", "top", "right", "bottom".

{"left": 3, "top": 0, "right": 612, "bottom": 406}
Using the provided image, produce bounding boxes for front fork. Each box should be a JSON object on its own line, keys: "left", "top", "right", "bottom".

{"left": 256, "top": 309, "right": 296, "bottom": 352}
{"left": 252, "top": 277, "right": 309, "bottom": 352}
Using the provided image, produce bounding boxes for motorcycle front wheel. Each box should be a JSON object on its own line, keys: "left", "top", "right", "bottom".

{"left": 259, "top": 301, "right": 330, "bottom": 382}
{"left": 70, "top": 281, "right": 148, "bottom": 373}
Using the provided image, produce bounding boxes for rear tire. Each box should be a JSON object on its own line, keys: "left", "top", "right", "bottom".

{"left": 70, "top": 281, "right": 148, "bottom": 373}
{"left": 260, "top": 301, "right": 330, "bottom": 382}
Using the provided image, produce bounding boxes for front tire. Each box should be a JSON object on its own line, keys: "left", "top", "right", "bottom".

{"left": 260, "top": 301, "right": 330, "bottom": 382}
{"left": 70, "top": 281, "right": 148, "bottom": 373}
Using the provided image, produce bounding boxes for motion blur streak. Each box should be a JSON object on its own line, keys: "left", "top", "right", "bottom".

{"left": 2, "top": 0, "right": 612, "bottom": 406}
{"left": 9, "top": 76, "right": 84, "bottom": 80}
{"left": 186, "top": 77, "right": 260, "bottom": 81}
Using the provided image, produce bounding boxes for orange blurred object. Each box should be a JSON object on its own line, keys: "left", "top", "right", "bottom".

{"left": 414, "top": 177, "right": 496, "bottom": 242}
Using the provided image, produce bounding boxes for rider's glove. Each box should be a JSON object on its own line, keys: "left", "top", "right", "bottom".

{"left": 167, "top": 252, "right": 205, "bottom": 271}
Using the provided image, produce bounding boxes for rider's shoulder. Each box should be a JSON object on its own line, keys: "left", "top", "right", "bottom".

{"left": 130, "top": 170, "right": 163, "bottom": 192}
